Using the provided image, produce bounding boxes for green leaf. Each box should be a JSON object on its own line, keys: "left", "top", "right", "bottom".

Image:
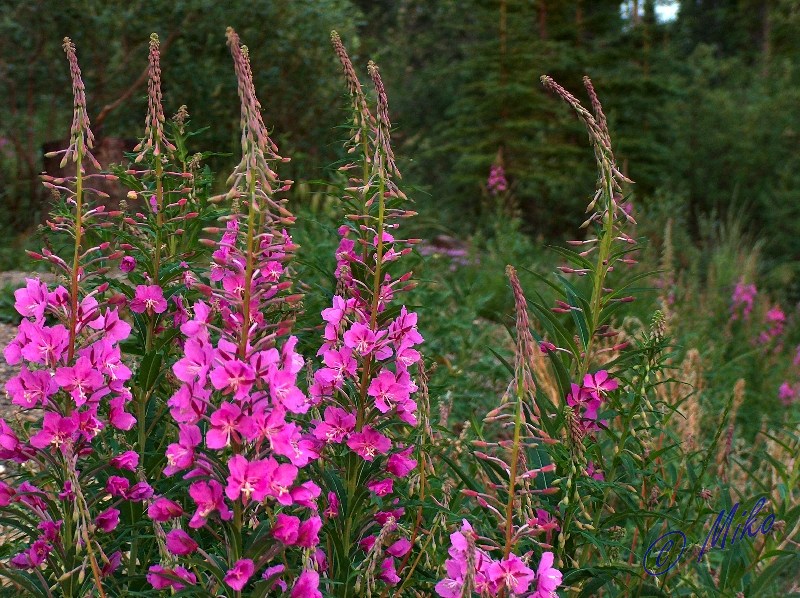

{"left": 137, "top": 350, "right": 163, "bottom": 392}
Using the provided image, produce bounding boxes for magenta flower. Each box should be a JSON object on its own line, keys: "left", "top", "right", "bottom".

{"left": 148, "top": 497, "right": 184, "bottom": 522}
{"left": 324, "top": 491, "right": 340, "bottom": 519}
{"left": 105, "top": 476, "right": 130, "bottom": 497}
{"left": 29, "top": 412, "right": 78, "bottom": 451}
{"left": 110, "top": 450, "right": 139, "bottom": 470}
{"left": 586, "top": 461, "right": 605, "bottom": 481}
{"left": 206, "top": 402, "right": 255, "bottom": 449}
{"left": 129, "top": 285, "right": 167, "bottom": 314}
{"left": 55, "top": 356, "right": 104, "bottom": 406}
{"left": 165, "top": 529, "right": 198, "bottom": 555}
{"left": 368, "top": 369, "right": 411, "bottom": 413}
{"left": 582, "top": 370, "right": 618, "bottom": 397}
{"left": 108, "top": 396, "right": 136, "bottom": 430}
{"left": 272, "top": 513, "right": 301, "bottom": 544}
{"left": 312, "top": 406, "right": 356, "bottom": 443}
{"left": 225, "top": 455, "right": 270, "bottom": 503}
{"left": 297, "top": 515, "right": 322, "bottom": 548}
{"left": 291, "top": 570, "right": 322, "bottom": 598}
{"left": 387, "top": 537, "right": 412, "bottom": 558}
{"left": 224, "top": 558, "right": 254, "bottom": 591}
{"left": 119, "top": 256, "right": 136, "bottom": 273}
{"left": 20, "top": 323, "right": 69, "bottom": 366}
{"left": 210, "top": 358, "right": 256, "bottom": 400}
{"left": 14, "top": 279, "right": 49, "bottom": 321}
{"left": 779, "top": 382, "right": 797, "bottom": 406}
{"left": 347, "top": 426, "right": 391, "bottom": 461}
{"left": 343, "top": 322, "right": 384, "bottom": 356}
{"left": 164, "top": 424, "right": 201, "bottom": 476}
{"left": 173, "top": 337, "right": 213, "bottom": 385}
{"left": 532, "top": 551, "right": 562, "bottom": 597}
{"left": 0, "top": 419, "right": 19, "bottom": 453}
{"left": 367, "top": 478, "right": 394, "bottom": 496}
{"left": 264, "top": 457, "right": 298, "bottom": 505}
{"left": 487, "top": 554, "right": 535, "bottom": 595}
{"left": 95, "top": 507, "right": 120, "bottom": 533}
{"left": 387, "top": 445, "right": 417, "bottom": 477}
{"left": 188, "top": 479, "right": 232, "bottom": 528}
{"left": 5, "top": 367, "right": 58, "bottom": 408}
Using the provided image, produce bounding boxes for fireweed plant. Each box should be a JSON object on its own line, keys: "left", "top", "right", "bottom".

{"left": 1, "top": 28, "right": 797, "bottom": 598}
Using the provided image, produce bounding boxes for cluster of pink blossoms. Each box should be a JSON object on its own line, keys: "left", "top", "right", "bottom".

{"left": 435, "top": 521, "right": 562, "bottom": 597}
{"left": 730, "top": 279, "right": 757, "bottom": 321}
{"left": 487, "top": 164, "right": 509, "bottom": 196}
{"left": 758, "top": 305, "right": 786, "bottom": 345}
{"left": 565, "top": 369, "right": 617, "bottom": 437}
{"left": 2, "top": 277, "right": 138, "bottom": 568}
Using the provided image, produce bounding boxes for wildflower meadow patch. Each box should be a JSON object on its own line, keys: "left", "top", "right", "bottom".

{"left": 0, "top": 26, "right": 797, "bottom": 598}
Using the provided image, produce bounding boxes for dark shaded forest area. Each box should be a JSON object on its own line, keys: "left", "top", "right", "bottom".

{"left": 2, "top": 0, "right": 799, "bottom": 291}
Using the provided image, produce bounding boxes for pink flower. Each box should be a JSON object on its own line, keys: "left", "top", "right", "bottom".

{"left": 367, "top": 478, "right": 394, "bottom": 496}
{"left": 312, "top": 406, "right": 356, "bottom": 443}
{"left": 20, "top": 322, "right": 69, "bottom": 366}
{"left": 368, "top": 369, "right": 411, "bottom": 413}
{"left": 270, "top": 369, "right": 309, "bottom": 413}
{"left": 188, "top": 479, "right": 232, "bottom": 528}
{"left": 210, "top": 359, "right": 255, "bottom": 400}
{"left": 147, "top": 565, "right": 196, "bottom": 591}
{"left": 87, "top": 308, "right": 132, "bottom": 343}
{"left": 225, "top": 455, "right": 270, "bottom": 503}
{"left": 206, "top": 403, "right": 255, "bottom": 449}
{"left": 779, "top": 382, "right": 796, "bottom": 406}
{"left": 105, "top": 476, "right": 130, "bottom": 497}
{"left": 387, "top": 446, "right": 417, "bottom": 477}
{"left": 388, "top": 537, "right": 412, "bottom": 559}
{"left": 343, "top": 322, "right": 384, "bottom": 356}
{"left": 173, "top": 337, "right": 213, "bottom": 385}
{"left": 119, "top": 256, "right": 136, "bottom": 273}
{"left": 0, "top": 419, "right": 19, "bottom": 452}
{"left": 95, "top": 508, "right": 120, "bottom": 532}
{"left": 0, "top": 481, "right": 15, "bottom": 507}
{"left": 586, "top": 461, "right": 605, "bottom": 481}
{"left": 380, "top": 557, "right": 401, "bottom": 585}
{"left": 108, "top": 396, "right": 136, "bottom": 430}
{"left": 224, "top": 559, "right": 254, "bottom": 591}
{"left": 29, "top": 412, "right": 78, "bottom": 451}
{"left": 731, "top": 279, "right": 757, "bottom": 320}
{"left": 14, "top": 278, "right": 49, "bottom": 321}
{"left": 5, "top": 367, "right": 58, "bottom": 408}
{"left": 166, "top": 529, "right": 198, "bottom": 555}
{"left": 148, "top": 497, "right": 184, "bottom": 522}
{"left": 110, "top": 450, "right": 139, "bottom": 470}
{"left": 582, "top": 370, "right": 618, "bottom": 397}
{"left": 55, "top": 356, "right": 104, "bottom": 406}
{"left": 272, "top": 514, "right": 301, "bottom": 544}
{"left": 264, "top": 457, "right": 298, "bottom": 505}
{"left": 324, "top": 491, "right": 339, "bottom": 519}
{"left": 297, "top": 516, "right": 322, "bottom": 548}
{"left": 532, "top": 552, "right": 562, "bottom": 597}
{"left": 347, "top": 426, "right": 391, "bottom": 461}
{"left": 487, "top": 554, "right": 535, "bottom": 595}
{"left": 291, "top": 570, "right": 322, "bottom": 598}
{"left": 164, "top": 424, "right": 201, "bottom": 476}
{"left": 130, "top": 285, "right": 167, "bottom": 314}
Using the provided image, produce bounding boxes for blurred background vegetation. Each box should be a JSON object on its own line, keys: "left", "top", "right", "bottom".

{"left": 2, "top": 0, "right": 800, "bottom": 432}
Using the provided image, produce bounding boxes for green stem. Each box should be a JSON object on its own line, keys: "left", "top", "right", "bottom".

{"left": 503, "top": 378, "right": 524, "bottom": 556}
{"left": 67, "top": 136, "right": 84, "bottom": 368}
{"left": 578, "top": 177, "right": 615, "bottom": 380}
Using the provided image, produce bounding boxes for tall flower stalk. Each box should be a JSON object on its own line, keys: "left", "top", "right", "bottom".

{"left": 310, "top": 33, "right": 422, "bottom": 597}
{"left": 1, "top": 39, "right": 139, "bottom": 597}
